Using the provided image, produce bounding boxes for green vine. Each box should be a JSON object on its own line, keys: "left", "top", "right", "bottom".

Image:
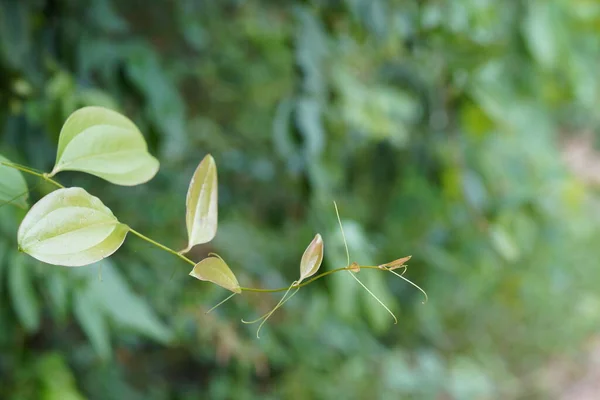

{"left": 0, "top": 106, "right": 426, "bottom": 336}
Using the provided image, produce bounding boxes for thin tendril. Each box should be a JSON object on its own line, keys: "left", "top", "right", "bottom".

{"left": 333, "top": 200, "right": 397, "bottom": 324}
{"left": 255, "top": 287, "right": 299, "bottom": 338}
{"left": 348, "top": 271, "right": 398, "bottom": 324}
{"left": 392, "top": 265, "right": 408, "bottom": 276}
{"left": 333, "top": 201, "right": 350, "bottom": 266}
{"left": 241, "top": 283, "right": 295, "bottom": 324}
{"left": 206, "top": 293, "right": 237, "bottom": 314}
{"left": 387, "top": 268, "right": 428, "bottom": 304}
{"left": 242, "top": 282, "right": 300, "bottom": 338}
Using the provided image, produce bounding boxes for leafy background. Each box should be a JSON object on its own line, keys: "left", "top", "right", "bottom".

{"left": 2, "top": 0, "right": 600, "bottom": 398}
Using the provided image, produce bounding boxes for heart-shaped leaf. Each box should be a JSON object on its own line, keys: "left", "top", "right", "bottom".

{"left": 189, "top": 256, "right": 241, "bottom": 294}
{"left": 182, "top": 154, "right": 218, "bottom": 253}
{"left": 18, "top": 187, "right": 128, "bottom": 266}
{"left": 0, "top": 155, "right": 28, "bottom": 208}
{"left": 299, "top": 234, "right": 324, "bottom": 283}
{"left": 49, "top": 106, "right": 159, "bottom": 186}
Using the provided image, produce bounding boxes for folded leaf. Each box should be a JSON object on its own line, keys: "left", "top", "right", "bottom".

{"left": 18, "top": 187, "right": 128, "bottom": 266}
{"left": 50, "top": 106, "right": 159, "bottom": 186}
{"left": 378, "top": 255, "right": 411, "bottom": 270}
{"left": 0, "top": 155, "right": 28, "bottom": 208}
{"left": 189, "top": 256, "right": 241, "bottom": 294}
{"left": 183, "top": 154, "right": 218, "bottom": 252}
{"left": 299, "top": 233, "right": 324, "bottom": 283}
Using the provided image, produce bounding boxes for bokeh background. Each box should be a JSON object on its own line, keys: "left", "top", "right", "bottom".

{"left": 2, "top": 0, "right": 600, "bottom": 399}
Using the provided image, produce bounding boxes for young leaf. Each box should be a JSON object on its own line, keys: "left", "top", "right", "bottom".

{"left": 189, "top": 256, "right": 241, "bottom": 294}
{"left": 17, "top": 187, "right": 128, "bottom": 267}
{"left": 49, "top": 106, "right": 159, "bottom": 186}
{"left": 379, "top": 255, "right": 411, "bottom": 270}
{"left": 183, "top": 154, "right": 218, "bottom": 252}
{"left": 298, "top": 233, "right": 323, "bottom": 283}
{"left": 0, "top": 155, "right": 28, "bottom": 208}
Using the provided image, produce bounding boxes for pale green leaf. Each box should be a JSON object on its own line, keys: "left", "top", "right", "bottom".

{"left": 299, "top": 233, "right": 323, "bottom": 283}
{"left": 51, "top": 106, "right": 159, "bottom": 186}
{"left": 17, "top": 187, "right": 128, "bottom": 267}
{"left": 183, "top": 154, "right": 218, "bottom": 252}
{"left": 189, "top": 256, "right": 241, "bottom": 294}
{"left": 0, "top": 155, "right": 28, "bottom": 208}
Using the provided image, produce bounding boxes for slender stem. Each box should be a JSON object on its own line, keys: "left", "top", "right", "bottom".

{"left": 1, "top": 161, "right": 64, "bottom": 188}
{"left": 127, "top": 224, "right": 390, "bottom": 292}
{"left": 3, "top": 161, "right": 408, "bottom": 296}
{"left": 239, "top": 266, "right": 383, "bottom": 293}
{"left": 127, "top": 227, "right": 196, "bottom": 266}
{"left": 127, "top": 225, "right": 386, "bottom": 291}
{"left": 3, "top": 161, "right": 45, "bottom": 174}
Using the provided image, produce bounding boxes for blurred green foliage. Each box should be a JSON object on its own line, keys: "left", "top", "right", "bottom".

{"left": 2, "top": 0, "right": 600, "bottom": 398}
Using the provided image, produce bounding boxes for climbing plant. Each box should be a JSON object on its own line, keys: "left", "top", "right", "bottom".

{"left": 1, "top": 106, "right": 425, "bottom": 338}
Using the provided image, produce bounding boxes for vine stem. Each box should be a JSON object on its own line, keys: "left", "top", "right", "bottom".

{"left": 0, "top": 161, "right": 64, "bottom": 188}
{"left": 127, "top": 227, "right": 196, "bottom": 267}
{"left": 239, "top": 266, "right": 383, "bottom": 293}
{"left": 2, "top": 161, "right": 400, "bottom": 294}
{"left": 129, "top": 224, "right": 383, "bottom": 292}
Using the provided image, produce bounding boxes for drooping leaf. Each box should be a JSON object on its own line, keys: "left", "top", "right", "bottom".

{"left": 71, "top": 260, "right": 172, "bottom": 359}
{"left": 189, "top": 256, "right": 241, "bottom": 294}
{"left": 50, "top": 106, "right": 159, "bottom": 186}
{"left": 0, "top": 155, "right": 28, "bottom": 208}
{"left": 73, "top": 289, "right": 111, "bottom": 359}
{"left": 183, "top": 154, "right": 218, "bottom": 252}
{"left": 74, "top": 260, "right": 172, "bottom": 344}
{"left": 299, "top": 233, "right": 323, "bottom": 283}
{"left": 47, "top": 270, "right": 69, "bottom": 322}
{"left": 17, "top": 187, "right": 128, "bottom": 267}
{"left": 8, "top": 252, "right": 40, "bottom": 333}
